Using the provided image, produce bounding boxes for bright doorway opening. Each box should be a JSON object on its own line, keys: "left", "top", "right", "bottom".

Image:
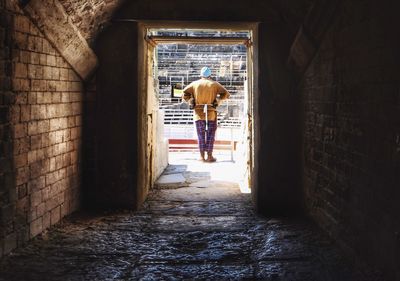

{"left": 138, "top": 24, "right": 257, "bottom": 198}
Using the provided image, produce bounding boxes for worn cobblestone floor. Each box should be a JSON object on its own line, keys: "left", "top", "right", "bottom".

{"left": 0, "top": 154, "right": 383, "bottom": 280}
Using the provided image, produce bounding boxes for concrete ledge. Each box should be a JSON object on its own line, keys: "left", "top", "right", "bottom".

{"left": 21, "top": 0, "right": 98, "bottom": 80}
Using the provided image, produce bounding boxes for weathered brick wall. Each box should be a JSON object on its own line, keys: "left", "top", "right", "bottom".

{"left": 301, "top": 0, "right": 400, "bottom": 278}
{"left": 0, "top": 1, "right": 83, "bottom": 257}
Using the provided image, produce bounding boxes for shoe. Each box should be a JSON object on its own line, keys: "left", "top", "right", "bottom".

{"left": 206, "top": 153, "right": 217, "bottom": 162}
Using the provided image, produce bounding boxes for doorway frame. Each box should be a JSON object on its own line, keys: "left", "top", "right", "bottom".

{"left": 137, "top": 21, "right": 260, "bottom": 207}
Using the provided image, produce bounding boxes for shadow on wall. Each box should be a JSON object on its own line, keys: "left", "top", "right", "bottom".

{"left": 83, "top": 20, "right": 139, "bottom": 210}
{"left": 0, "top": 12, "right": 27, "bottom": 257}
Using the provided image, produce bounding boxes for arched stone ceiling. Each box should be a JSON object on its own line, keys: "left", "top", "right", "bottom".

{"left": 58, "top": 0, "right": 125, "bottom": 45}
{"left": 58, "top": 0, "right": 313, "bottom": 45}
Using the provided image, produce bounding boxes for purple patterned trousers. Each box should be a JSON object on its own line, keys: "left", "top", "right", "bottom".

{"left": 195, "top": 120, "right": 217, "bottom": 153}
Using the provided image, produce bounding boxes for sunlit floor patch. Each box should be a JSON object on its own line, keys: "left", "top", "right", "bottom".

{"left": 167, "top": 151, "right": 250, "bottom": 194}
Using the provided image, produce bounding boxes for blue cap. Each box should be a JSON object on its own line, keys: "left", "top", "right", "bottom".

{"left": 200, "top": 66, "right": 211, "bottom": 77}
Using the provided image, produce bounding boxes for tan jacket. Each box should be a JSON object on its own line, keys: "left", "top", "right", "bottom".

{"left": 182, "top": 78, "right": 230, "bottom": 121}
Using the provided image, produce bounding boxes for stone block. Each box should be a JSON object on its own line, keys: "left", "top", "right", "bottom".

{"left": 70, "top": 127, "right": 80, "bottom": 139}
{"left": 10, "top": 105, "right": 20, "bottom": 123}
{"left": 13, "top": 136, "right": 30, "bottom": 155}
{"left": 37, "top": 92, "right": 52, "bottom": 104}
{"left": 42, "top": 40, "right": 52, "bottom": 55}
{"left": 50, "top": 117, "right": 68, "bottom": 131}
{"left": 56, "top": 81, "right": 68, "bottom": 92}
{"left": 41, "top": 186, "right": 50, "bottom": 202}
{"left": 50, "top": 205, "right": 60, "bottom": 225}
{"left": 41, "top": 133, "right": 50, "bottom": 147}
{"left": 39, "top": 53, "right": 46, "bottom": 65}
{"left": 14, "top": 32, "right": 27, "bottom": 49}
{"left": 66, "top": 117, "right": 74, "bottom": 128}
{"left": 55, "top": 154, "right": 63, "bottom": 169}
{"left": 27, "top": 206, "right": 37, "bottom": 223}
{"left": 45, "top": 170, "right": 58, "bottom": 186}
{"left": 14, "top": 15, "right": 31, "bottom": 33}
{"left": 36, "top": 120, "right": 49, "bottom": 134}
{"left": 46, "top": 55, "right": 56, "bottom": 67}
{"left": 42, "top": 65, "right": 52, "bottom": 79}
{"left": 75, "top": 115, "right": 81, "bottom": 126}
{"left": 27, "top": 121, "right": 38, "bottom": 136}
{"left": 30, "top": 190, "right": 42, "bottom": 207}
{"left": 55, "top": 131, "right": 64, "bottom": 143}
{"left": 66, "top": 166, "right": 74, "bottom": 177}
{"left": 45, "top": 196, "right": 59, "bottom": 212}
{"left": 49, "top": 181, "right": 61, "bottom": 198}
{"left": 27, "top": 35, "right": 42, "bottom": 53}
{"left": 16, "top": 166, "right": 29, "bottom": 185}
{"left": 35, "top": 201, "right": 45, "bottom": 218}
{"left": 29, "top": 160, "right": 45, "bottom": 179}
{"left": 51, "top": 92, "right": 62, "bottom": 103}
{"left": 27, "top": 149, "right": 37, "bottom": 164}
{"left": 30, "top": 134, "right": 42, "bottom": 150}
{"left": 60, "top": 68, "right": 68, "bottom": 81}
{"left": 56, "top": 143, "right": 67, "bottom": 156}
{"left": 27, "top": 176, "right": 45, "bottom": 192}
{"left": 28, "top": 64, "right": 43, "bottom": 79}
{"left": 56, "top": 56, "right": 67, "bottom": 68}
{"left": 20, "top": 51, "right": 30, "bottom": 63}
{"left": 16, "top": 196, "right": 28, "bottom": 212}
{"left": 36, "top": 148, "right": 45, "bottom": 162}
{"left": 14, "top": 62, "right": 27, "bottom": 78}
{"left": 31, "top": 79, "right": 46, "bottom": 91}
{"left": 17, "top": 184, "right": 27, "bottom": 199}
{"left": 51, "top": 67, "right": 60, "bottom": 80}
{"left": 12, "top": 78, "right": 29, "bottom": 91}
{"left": 70, "top": 151, "right": 78, "bottom": 164}
{"left": 61, "top": 92, "right": 70, "bottom": 103}
{"left": 68, "top": 69, "right": 80, "bottom": 82}
{"left": 13, "top": 123, "right": 26, "bottom": 139}
{"left": 70, "top": 92, "right": 82, "bottom": 102}
{"left": 30, "top": 52, "right": 40, "bottom": 65}
{"left": 49, "top": 157, "right": 56, "bottom": 171}
{"left": 27, "top": 92, "right": 36, "bottom": 104}
{"left": 46, "top": 80, "right": 57, "bottom": 91}
{"left": 42, "top": 211, "right": 50, "bottom": 229}
{"left": 14, "top": 152, "right": 27, "bottom": 168}
{"left": 71, "top": 102, "right": 81, "bottom": 115}
{"left": 30, "top": 217, "right": 42, "bottom": 237}
{"left": 60, "top": 202, "right": 69, "bottom": 217}
{"left": 15, "top": 92, "right": 28, "bottom": 105}
{"left": 30, "top": 104, "right": 46, "bottom": 120}
{"left": 20, "top": 105, "right": 30, "bottom": 122}
{"left": 45, "top": 104, "right": 56, "bottom": 118}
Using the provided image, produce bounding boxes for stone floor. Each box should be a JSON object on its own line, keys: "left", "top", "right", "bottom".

{"left": 0, "top": 153, "right": 382, "bottom": 280}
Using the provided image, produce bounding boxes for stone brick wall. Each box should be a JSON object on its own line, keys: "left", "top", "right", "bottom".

{"left": 301, "top": 0, "right": 400, "bottom": 278}
{"left": 0, "top": 1, "right": 83, "bottom": 257}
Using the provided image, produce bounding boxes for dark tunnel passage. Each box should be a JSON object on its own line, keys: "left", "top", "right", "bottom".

{"left": 0, "top": 0, "right": 399, "bottom": 280}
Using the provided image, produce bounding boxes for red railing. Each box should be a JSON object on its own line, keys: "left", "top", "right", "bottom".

{"left": 168, "top": 139, "right": 237, "bottom": 152}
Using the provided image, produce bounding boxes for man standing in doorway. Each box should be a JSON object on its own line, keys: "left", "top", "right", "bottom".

{"left": 182, "top": 67, "right": 230, "bottom": 162}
